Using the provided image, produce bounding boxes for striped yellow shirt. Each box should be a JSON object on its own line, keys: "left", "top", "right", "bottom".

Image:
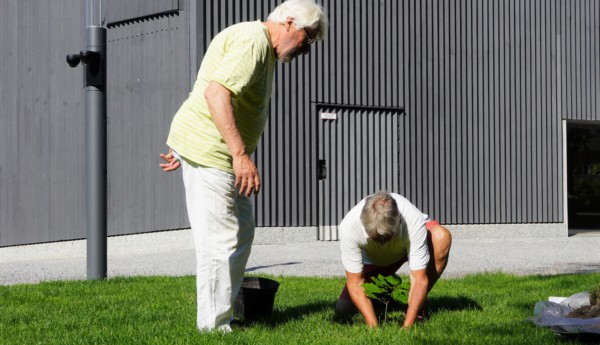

{"left": 166, "top": 21, "right": 276, "bottom": 173}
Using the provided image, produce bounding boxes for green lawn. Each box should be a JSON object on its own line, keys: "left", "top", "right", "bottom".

{"left": 1, "top": 273, "right": 599, "bottom": 344}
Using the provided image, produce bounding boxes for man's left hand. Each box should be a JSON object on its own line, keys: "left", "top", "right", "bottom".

{"left": 159, "top": 148, "right": 181, "bottom": 172}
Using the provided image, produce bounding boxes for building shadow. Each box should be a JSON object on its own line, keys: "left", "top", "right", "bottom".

{"left": 568, "top": 229, "right": 600, "bottom": 237}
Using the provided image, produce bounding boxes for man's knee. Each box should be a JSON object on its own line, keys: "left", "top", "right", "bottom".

{"left": 430, "top": 225, "right": 452, "bottom": 254}
{"left": 427, "top": 225, "right": 452, "bottom": 280}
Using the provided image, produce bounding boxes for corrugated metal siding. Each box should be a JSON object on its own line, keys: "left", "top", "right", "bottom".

{"left": 418, "top": 0, "right": 567, "bottom": 224}
{"left": 561, "top": 0, "right": 600, "bottom": 121}
{"left": 106, "top": 10, "right": 190, "bottom": 235}
{"left": 312, "top": 0, "right": 599, "bottom": 227}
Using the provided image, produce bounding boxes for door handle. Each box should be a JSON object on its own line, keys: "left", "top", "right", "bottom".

{"left": 318, "top": 159, "right": 327, "bottom": 180}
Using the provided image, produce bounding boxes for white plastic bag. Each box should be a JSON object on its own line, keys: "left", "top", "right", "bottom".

{"left": 527, "top": 292, "right": 600, "bottom": 335}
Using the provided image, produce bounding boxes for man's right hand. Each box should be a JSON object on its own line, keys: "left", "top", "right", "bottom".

{"left": 205, "top": 81, "right": 259, "bottom": 197}
{"left": 233, "top": 153, "right": 261, "bottom": 196}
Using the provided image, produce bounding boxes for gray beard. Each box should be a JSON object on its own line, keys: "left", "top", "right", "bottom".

{"left": 282, "top": 49, "right": 299, "bottom": 63}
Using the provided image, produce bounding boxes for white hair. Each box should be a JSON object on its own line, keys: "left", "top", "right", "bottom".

{"left": 360, "top": 191, "right": 402, "bottom": 243}
{"left": 268, "top": 0, "right": 328, "bottom": 40}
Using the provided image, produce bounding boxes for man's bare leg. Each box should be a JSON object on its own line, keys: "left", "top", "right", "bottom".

{"left": 425, "top": 223, "right": 452, "bottom": 292}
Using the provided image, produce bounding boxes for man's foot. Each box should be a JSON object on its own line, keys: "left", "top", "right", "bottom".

{"left": 416, "top": 309, "right": 430, "bottom": 322}
{"left": 230, "top": 319, "right": 246, "bottom": 330}
{"left": 335, "top": 299, "right": 357, "bottom": 313}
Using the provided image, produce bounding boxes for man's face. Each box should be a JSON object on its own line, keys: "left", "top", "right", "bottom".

{"left": 277, "top": 22, "right": 318, "bottom": 63}
{"left": 368, "top": 231, "right": 396, "bottom": 246}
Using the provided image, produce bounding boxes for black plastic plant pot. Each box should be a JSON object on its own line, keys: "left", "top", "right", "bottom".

{"left": 234, "top": 277, "right": 280, "bottom": 321}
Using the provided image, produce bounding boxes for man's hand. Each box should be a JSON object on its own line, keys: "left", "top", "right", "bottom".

{"left": 233, "top": 153, "right": 261, "bottom": 196}
{"left": 346, "top": 271, "right": 378, "bottom": 328}
{"left": 159, "top": 148, "right": 181, "bottom": 172}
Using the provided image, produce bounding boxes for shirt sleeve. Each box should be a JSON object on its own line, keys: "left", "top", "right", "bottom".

{"left": 211, "top": 38, "right": 266, "bottom": 97}
{"left": 407, "top": 222, "right": 429, "bottom": 271}
{"left": 339, "top": 217, "right": 365, "bottom": 274}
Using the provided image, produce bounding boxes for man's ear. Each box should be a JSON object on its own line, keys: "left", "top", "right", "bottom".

{"left": 285, "top": 16, "right": 295, "bottom": 30}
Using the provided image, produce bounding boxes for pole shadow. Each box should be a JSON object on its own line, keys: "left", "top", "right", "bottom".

{"left": 245, "top": 262, "right": 301, "bottom": 272}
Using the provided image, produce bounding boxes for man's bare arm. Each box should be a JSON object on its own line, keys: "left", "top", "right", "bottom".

{"left": 346, "top": 270, "right": 379, "bottom": 328}
{"left": 404, "top": 268, "right": 429, "bottom": 328}
{"left": 204, "top": 81, "right": 261, "bottom": 196}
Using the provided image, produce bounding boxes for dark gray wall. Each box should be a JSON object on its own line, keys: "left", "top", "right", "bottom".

{"left": 0, "top": 0, "right": 86, "bottom": 246}
{"left": 0, "top": 0, "right": 191, "bottom": 246}
{"left": 106, "top": 4, "right": 190, "bottom": 236}
{"left": 2, "top": 0, "right": 600, "bottom": 246}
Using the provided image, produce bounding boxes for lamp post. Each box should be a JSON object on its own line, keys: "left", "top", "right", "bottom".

{"left": 66, "top": 0, "right": 107, "bottom": 280}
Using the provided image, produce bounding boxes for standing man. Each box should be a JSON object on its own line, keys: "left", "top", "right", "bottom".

{"left": 336, "top": 191, "right": 452, "bottom": 328}
{"left": 159, "top": 0, "right": 328, "bottom": 332}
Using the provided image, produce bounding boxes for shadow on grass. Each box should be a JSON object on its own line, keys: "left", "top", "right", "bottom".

{"left": 425, "top": 295, "right": 482, "bottom": 313}
{"left": 557, "top": 332, "right": 600, "bottom": 344}
{"left": 243, "top": 296, "right": 483, "bottom": 328}
{"left": 330, "top": 295, "right": 483, "bottom": 326}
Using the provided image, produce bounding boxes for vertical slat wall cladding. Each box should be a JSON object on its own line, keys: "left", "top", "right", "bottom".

{"left": 195, "top": 0, "right": 600, "bottom": 229}
{"left": 107, "top": 10, "right": 190, "bottom": 235}
{"left": 423, "top": 0, "right": 596, "bottom": 224}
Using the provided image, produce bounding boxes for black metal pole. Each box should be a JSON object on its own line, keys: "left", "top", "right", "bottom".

{"left": 85, "top": 26, "right": 107, "bottom": 280}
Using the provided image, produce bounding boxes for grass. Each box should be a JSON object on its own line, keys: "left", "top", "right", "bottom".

{"left": 1, "top": 273, "right": 599, "bottom": 344}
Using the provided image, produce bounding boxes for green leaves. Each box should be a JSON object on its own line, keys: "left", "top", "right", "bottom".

{"left": 361, "top": 274, "right": 411, "bottom": 323}
{"left": 590, "top": 282, "right": 600, "bottom": 306}
{"left": 362, "top": 274, "right": 409, "bottom": 304}
{"left": 362, "top": 282, "right": 386, "bottom": 300}
{"left": 391, "top": 280, "right": 410, "bottom": 305}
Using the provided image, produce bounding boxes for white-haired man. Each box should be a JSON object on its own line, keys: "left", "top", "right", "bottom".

{"left": 337, "top": 191, "right": 452, "bottom": 328}
{"left": 159, "top": 0, "right": 328, "bottom": 332}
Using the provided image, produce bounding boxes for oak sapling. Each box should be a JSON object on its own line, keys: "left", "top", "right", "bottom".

{"left": 362, "top": 274, "right": 410, "bottom": 324}
{"left": 590, "top": 282, "right": 600, "bottom": 306}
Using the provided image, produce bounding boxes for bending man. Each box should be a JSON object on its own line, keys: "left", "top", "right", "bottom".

{"left": 336, "top": 191, "right": 452, "bottom": 328}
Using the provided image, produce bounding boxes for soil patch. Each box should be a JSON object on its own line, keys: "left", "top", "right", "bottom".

{"left": 566, "top": 305, "right": 600, "bottom": 319}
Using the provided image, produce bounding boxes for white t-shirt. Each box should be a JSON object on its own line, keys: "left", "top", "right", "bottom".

{"left": 339, "top": 193, "right": 430, "bottom": 273}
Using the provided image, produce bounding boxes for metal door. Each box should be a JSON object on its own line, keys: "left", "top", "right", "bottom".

{"left": 317, "top": 104, "right": 403, "bottom": 240}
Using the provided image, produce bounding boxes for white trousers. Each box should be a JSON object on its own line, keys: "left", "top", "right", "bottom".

{"left": 181, "top": 159, "right": 255, "bottom": 332}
